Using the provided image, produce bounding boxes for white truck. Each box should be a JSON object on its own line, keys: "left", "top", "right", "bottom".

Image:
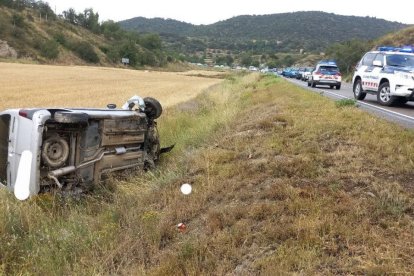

{"left": 352, "top": 46, "right": 414, "bottom": 106}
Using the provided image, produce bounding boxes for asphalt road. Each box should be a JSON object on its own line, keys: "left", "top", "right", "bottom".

{"left": 284, "top": 77, "right": 414, "bottom": 129}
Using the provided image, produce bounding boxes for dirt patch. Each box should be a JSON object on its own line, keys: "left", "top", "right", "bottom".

{"left": 0, "top": 40, "right": 17, "bottom": 58}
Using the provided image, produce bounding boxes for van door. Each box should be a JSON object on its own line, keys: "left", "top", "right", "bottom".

{"left": 0, "top": 114, "right": 11, "bottom": 185}
{"left": 360, "top": 53, "right": 377, "bottom": 91}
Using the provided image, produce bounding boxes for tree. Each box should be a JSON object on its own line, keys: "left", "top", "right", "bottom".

{"left": 251, "top": 59, "right": 260, "bottom": 67}
{"left": 282, "top": 55, "right": 294, "bottom": 66}
{"left": 101, "top": 20, "right": 123, "bottom": 40}
{"left": 326, "top": 39, "right": 373, "bottom": 74}
{"left": 119, "top": 40, "right": 140, "bottom": 66}
{"left": 36, "top": 1, "right": 56, "bottom": 20}
{"left": 140, "top": 34, "right": 162, "bottom": 50}
{"left": 267, "top": 60, "right": 281, "bottom": 68}
{"left": 80, "top": 8, "right": 100, "bottom": 33}
{"left": 11, "top": 13, "right": 25, "bottom": 27}
{"left": 0, "top": 0, "right": 14, "bottom": 7}
{"left": 215, "top": 55, "right": 233, "bottom": 66}
{"left": 11, "top": 0, "right": 26, "bottom": 10}
{"left": 240, "top": 54, "right": 252, "bottom": 66}
{"left": 62, "top": 8, "right": 77, "bottom": 24}
{"left": 73, "top": 41, "right": 99, "bottom": 63}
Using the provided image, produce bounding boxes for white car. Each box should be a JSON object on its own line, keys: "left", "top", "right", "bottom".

{"left": 352, "top": 46, "right": 414, "bottom": 106}
{"left": 308, "top": 60, "right": 342, "bottom": 89}
{"left": 301, "top": 67, "right": 314, "bottom": 81}
{"left": 0, "top": 96, "right": 172, "bottom": 200}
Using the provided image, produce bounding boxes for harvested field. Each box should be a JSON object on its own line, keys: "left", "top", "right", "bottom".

{"left": 0, "top": 63, "right": 224, "bottom": 110}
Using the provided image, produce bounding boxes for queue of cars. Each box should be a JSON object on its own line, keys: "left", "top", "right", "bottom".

{"left": 282, "top": 45, "right": 414, "bottom": 103}
{"left": 281, "top": 67, "right": 312, "bottom": 79}
{"left": 282, "top": 60, "right": 342, "bottom": 90}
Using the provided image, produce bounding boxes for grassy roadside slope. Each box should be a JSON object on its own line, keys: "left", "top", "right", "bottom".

{"left": 1, "top": 74, "right": 414, "bottom": 274}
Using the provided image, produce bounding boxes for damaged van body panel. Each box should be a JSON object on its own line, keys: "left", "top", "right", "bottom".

{"left": 0, "top": 96, "right": 167, "bottom": 200}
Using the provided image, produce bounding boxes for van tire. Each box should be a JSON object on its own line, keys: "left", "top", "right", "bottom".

{"left": 353, "top": 79, "right": 366, "bottom": 100}
{"left": 144, "top": 97, "right": 162, "bottom": 119}
{"left": 377, "top": 82, "right": 396, "bottom": 106}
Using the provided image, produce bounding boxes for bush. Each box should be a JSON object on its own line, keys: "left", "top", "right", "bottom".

{"left": 39, "top": 39, "right": 59, "bottom": 59}
{"left": 326, "top": 39, "right": 373, "bottom": 75}
{"left": 99, "top": 45, "right": 109, "bottom": 54}
{"left": 11, "top": 13, "right": 25, "bottom": 28}
{"left": 106, "top": 46, "right": 120, "bottom": 63}
{"left": 140, "top": 34, "right": 162, "bottom": 50}
{"left": 118, "top": 41, "right": 139, "bottom": 66}
{"left": 72, "top": 41, "right": 99, "bottom": 63}
{"left": 11, "top": 27, "right": 23, "bottom": 38}
{"left": 140, "top": 50, "right": 157, "bottom": 66}
{"left": 53, "top": 32, "right": 67, "bottom": 47}
{"left": 335, "top": 99, "right": 357, "bottom": 108}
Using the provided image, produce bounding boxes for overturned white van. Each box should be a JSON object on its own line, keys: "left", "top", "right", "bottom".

{"left": 0, "top": 96, "right": 170, "bottom": 200}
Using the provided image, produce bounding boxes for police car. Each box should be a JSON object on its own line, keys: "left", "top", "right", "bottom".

{"left": 308, "top": 60, "right": 342, "bottom": 90}
{"left": 352, "top": 46, "right": 414, "bottom": 106}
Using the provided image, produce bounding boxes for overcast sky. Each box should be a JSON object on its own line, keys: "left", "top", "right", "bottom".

{"left": 47, "top": 0, "right": 414, "bottom": 25}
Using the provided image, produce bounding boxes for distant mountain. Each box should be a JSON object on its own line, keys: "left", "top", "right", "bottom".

{"left": 119, "top": 11, "right": 407, "bottom": 53}
{"left": 120, "top": 17, "right": 196, "bottom": 36}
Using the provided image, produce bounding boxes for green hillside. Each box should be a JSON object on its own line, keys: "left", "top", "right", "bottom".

{"left": 324, "top": 25, "right": 414, "bottom": 76}
{"left": 377, "top": 25, "right": 414, "bottom": 46}
{"left": 119, "top": 11, "right": 407, "bottom": 53}
{"left": 0, "top": 2, "right": 169, "bottom": 67}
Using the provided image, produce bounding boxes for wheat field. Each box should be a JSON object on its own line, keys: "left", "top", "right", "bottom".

{"left": 0, "top": 63, "right": 224, "bottom": 110}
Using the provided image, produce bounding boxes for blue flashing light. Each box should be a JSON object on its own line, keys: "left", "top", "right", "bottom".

{"left": 377, "top": 45, "right": 414, "bottom": 53}
{"left": 318, "top": 59, "right": 337, "bottom": 66}
{"left": 400, "top": 45, "right": 414, "bottom": 53}
{"left": 378, "top": 46, "right": 397, "bottom": 52}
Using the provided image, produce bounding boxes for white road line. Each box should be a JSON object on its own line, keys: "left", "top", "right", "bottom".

{"left": 316, "top": 87, "right": 414, "bottom": 121}
{"left": 291, "top": 79, "right": 414, "bottom": 122}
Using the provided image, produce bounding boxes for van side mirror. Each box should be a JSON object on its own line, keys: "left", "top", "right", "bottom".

{"left": 373, "top": 60, "right": 383, "bottom": 67}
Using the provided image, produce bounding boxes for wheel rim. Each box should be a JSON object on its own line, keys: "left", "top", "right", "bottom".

{"left": 355, "top": 83, "right": 361, "bottom": 96}
{"left": 379, "top": 86, "right": 390, "bottom": 102}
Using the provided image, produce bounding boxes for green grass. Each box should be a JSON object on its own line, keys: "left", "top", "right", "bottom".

{"left": 335, "top": 98, "right": 357, "bottom": 108}
{"left": 1, "top": 73, "right": 414, "bottom": 275}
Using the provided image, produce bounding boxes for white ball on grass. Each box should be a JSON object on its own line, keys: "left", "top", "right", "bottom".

{"left": 180, "top": 183, "right": 192, "bottom": 195}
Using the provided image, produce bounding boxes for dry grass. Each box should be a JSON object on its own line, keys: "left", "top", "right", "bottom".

{"left": 140, "top": 76, "right": 414, "bottom": 275}
{"left": 1, "top": 73, "right": 414, "bottom": 275}
{"left": 0, "top": 63, "right": 223, "bottom": 110}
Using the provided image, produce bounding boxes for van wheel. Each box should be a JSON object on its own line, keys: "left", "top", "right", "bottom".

{"left": 144, "top": 97, "right": 162, "bottom": 119}
{"left": 377, "top": 82, "right": 396, "bottom": 106}
{"left": 42, "top": 135, "right": 70, "bottom": 168}
{"left": 353, "top": 79, "right": 366, "bottom": 100}
{"left": 54, "top": 111, "right": 89, "bottom": 124}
